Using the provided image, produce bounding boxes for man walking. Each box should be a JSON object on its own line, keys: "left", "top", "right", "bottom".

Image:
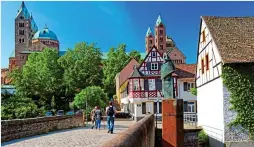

{"left": 106, "top": 102, "right": 117, "bottom": 134}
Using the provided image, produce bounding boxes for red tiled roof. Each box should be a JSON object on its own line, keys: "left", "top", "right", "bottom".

{"left": 174, "top": 64, "right": 196, "bottom": 79}
{"left": 119, "top": 59, "right": 140, "bottom": 86}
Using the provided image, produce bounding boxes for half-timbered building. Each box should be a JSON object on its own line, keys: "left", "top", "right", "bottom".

{"left": 196, "top": 16, "right": 254, "bottom": 147}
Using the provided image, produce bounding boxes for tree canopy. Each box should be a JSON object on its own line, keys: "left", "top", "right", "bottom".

{"left": 73, "top": 86, "right": 108, "bottom": 110}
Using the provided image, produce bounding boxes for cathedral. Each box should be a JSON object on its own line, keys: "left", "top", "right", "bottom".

{"left": 145, "top": 15, "right": 186, "bottom": 64}
{"left": 1, "top": 1, "right": 60, "bottom": 85}
{"left": 10, "top": 1, "right": 59, "bottom": 71}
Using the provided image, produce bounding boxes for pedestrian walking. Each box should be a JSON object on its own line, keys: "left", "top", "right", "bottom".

{"left": 106, "top": 102, "right": 117, "bottom": 134}
{"left": 90, "top": 106, "right": 97, "bottom": 129}
{"left": 95, "top": 106, "right": 102, "bottom": 130}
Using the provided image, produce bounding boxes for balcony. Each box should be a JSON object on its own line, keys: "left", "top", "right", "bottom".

{"left": 129, "top": 90, "right": 163, "bottom": 98}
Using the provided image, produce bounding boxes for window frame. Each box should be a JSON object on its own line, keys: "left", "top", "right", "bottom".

{"left": 152, "top": 52, "right": 156, "bottom": 57}
{"left": 151, "top": 63, "right": 158, "bottom": 70}
{"left": 142, "top": 102, "right": 146, "bottom": 114}
{"left": 205, "top": 53, "right": 209, "bottom": 70}
{"left": 201, "top": 58, "right": 204, "bottom": 74}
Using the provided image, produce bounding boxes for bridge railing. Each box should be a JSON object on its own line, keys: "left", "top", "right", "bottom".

{"left": 184, "top": 112, "right": 198, "bottom": 127}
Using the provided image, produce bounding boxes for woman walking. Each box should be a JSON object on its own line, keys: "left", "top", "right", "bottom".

{"left": 95, "top": 106, "right": 102, "bottom": 130}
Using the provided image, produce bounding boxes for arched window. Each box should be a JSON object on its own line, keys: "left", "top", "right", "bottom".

{"left": 19, "top": 38, "right": 22, "bottom": 43}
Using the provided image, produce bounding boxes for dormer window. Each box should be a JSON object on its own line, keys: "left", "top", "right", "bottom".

{"left": 151, "top": 63, "right": 158, "bottom": 70}
{"left": 152, "top": 52, "right": 156, "bottom": 57}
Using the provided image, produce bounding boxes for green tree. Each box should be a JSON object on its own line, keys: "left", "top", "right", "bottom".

{"left": 73, "top": 86, "right": 108, "bottom": 110}
{"left": 190, "top": 88, "right": 197, "bottom": 96}
{"left": 129, "top": 50, "right": 142, "bottom": 63}
{"left": 1, "top": 95, "right": 43, "bottom": 120}
{"left": 103, "top": 44, "right": 129, "bottom": 96}
{"left": 58, "top": 42, "right": 103, "bottom": 101}
{"left": 9, "top": 48, "right": 63, "bottom": 108}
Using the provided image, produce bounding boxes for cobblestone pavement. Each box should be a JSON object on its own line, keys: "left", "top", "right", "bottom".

{"left": 2, "top": 120, "right": 135, "bottom": 147}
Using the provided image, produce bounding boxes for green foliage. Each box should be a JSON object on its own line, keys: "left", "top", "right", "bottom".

{"left": 103, "top": 44, "right": 129, "bottom": 96}
{"left": 1, "top": 95, "right": 44, "bottom": 120}
{"left": 9, "top": 48, "right": 63, "bottom": 108}
{"left": 58, "top": 42, "right": 103, "bottom": 97}
{"left": 190, "top": 88, "right": 197, "bottom": 96}
{"left": 113, "top": 94, "right": 117, "bottom": 100}
{"left": 73, "top": 86, "right": 108, "bottom": 110}
{"left": 198, "top": 130, "right": 209, "bottom": 146}
{"left": 221, "top": 63, "right": 254, "bottom": 139}
{"left": 129, "top": 50, "right": 142, "bottom": 63}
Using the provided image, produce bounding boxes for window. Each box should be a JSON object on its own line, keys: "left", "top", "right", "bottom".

{"left": 19, "top": 23, "right": 24, "bottom": 27}
{"left": 159, "top": 45, "right": 163, "bottom": 50}
{"left": 205, "top": 54, "right": 209, "bottom": 70}
{"left": 184, "top": 82, "right": 188, "bottom": 91}
{"left": 202, "top": 30, "right": 206, "bottom": 42}
{"left": 159, "top": 37, "right": 163, "bottom": 42}
{"left": 19, "top": 30, "right": 24, "bottom": 35}
{"left": 20, "top": 16, "right": 24, "bottom": 19}
{"left": 187, "top": 102, "right": 195, "bottom": 112}
{"left": 154, "top": 102, "right": 157, "bottom": 114}
{"left": 184, "top": 82, "right": 195, "bottom": 91}
{"left": 159, "top": 30, "right": 163, "bottom": 35}
{"left": 201, "top": 59, "right": 204, "bottom": 74}
{"left": 151, "top": 63, "right": 158, "bottom": 70}
{"left": 152, "top": 52, "right": 156, "bottom": 57}
{"left": 133, "top": 79, "right": 139, "bottom": 90}
{"left": 142, "top": 102, "right": 146, "bottom": 114}
{"left": 149, "top": 40, "right": 152, "bottom": 44}
{"left": 19, "top": 38, "right": 22, "bottom": 43}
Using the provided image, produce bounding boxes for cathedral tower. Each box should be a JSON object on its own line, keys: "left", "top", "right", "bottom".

{"left": 154, "top": 15, "right": 167, "bottom": 54}
{"left": 145, "top": 27, "right": 155, "bottom": 53}
{"left": 14, "top": 1, "right": 38, "bottom": 68}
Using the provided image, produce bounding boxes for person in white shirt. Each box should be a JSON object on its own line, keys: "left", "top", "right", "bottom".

{"left": 105, "top": 101, "right": 117, "bottom": 134}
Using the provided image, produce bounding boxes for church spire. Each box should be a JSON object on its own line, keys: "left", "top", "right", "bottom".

{"left": 146, "top": 27, "right": 152, "bottom": 37}
{"left": 156, "top": 15, "right": 163, "bottom": 26}
{"left": 16, "top": 1, "right": 30, "bottom": 19}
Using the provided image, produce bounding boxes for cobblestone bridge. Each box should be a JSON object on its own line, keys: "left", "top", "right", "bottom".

{"left": 2, "top": 121, "right": 135, "bottom": 147}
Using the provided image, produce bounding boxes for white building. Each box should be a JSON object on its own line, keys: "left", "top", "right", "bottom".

{"left": 121, "top": 47, "right": 197, "bottom": 121}
{"left": 196, "top": 16, "right": 254, "bottom": 147}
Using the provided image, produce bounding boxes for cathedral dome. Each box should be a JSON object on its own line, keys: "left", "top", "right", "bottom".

{"left": 33, "top": 25, "right": 58, "bottom": 41}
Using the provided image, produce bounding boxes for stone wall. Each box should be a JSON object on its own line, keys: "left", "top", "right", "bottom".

{"left": 184, "top": 128, "right": 202, "bottom": 147}
{"left": 1, "top": 115, "right": 84, "bottom": 142}
{"left": 223, "top": 85, "right": 250, "bottom": 142}
{"left": 102, "top": 114, "right": 155, "bottom": 147}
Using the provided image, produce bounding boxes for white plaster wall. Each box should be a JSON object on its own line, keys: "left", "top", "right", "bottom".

{"left": 197, "top": 77, "right": 224, "bottom": 143}
{"left": 178, "top": 81, "right": 197, "bottom": 101}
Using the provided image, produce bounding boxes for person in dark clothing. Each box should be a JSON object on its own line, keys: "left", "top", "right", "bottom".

{"left": 106, "top": 102, "right": 117, "bottom": 134}
{"left": 95, "top": 106, "right": 102, "bottom": 130}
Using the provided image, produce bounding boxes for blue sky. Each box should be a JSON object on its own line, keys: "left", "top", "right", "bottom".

{"left": 1, "top": 1, "right": 254, "bottom": 68}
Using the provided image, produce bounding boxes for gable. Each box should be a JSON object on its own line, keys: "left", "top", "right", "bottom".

{"left": 196, "top": 17, "right": 223, "bottom": 88}
{"left": 139, "top": 47, "right": 164, "bottom": 75}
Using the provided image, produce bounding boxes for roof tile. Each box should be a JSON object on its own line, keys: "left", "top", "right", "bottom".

{"left": 202, "top": 16, "right": 254, "bottom": 63}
